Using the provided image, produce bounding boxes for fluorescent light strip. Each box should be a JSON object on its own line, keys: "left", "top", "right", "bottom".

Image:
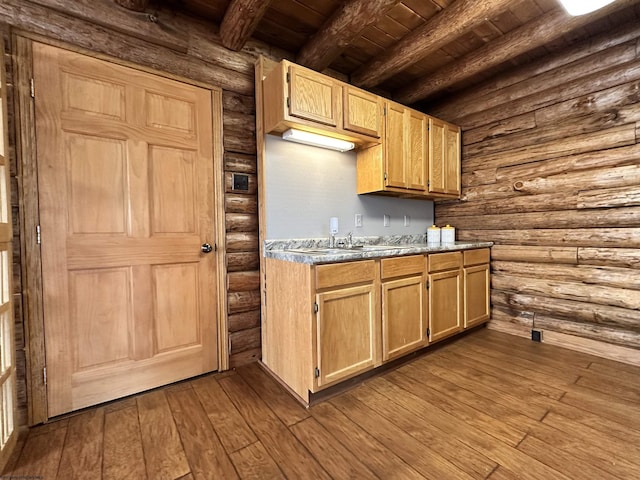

{"left": 557, "top": 0, "right": 615, "bottom": 16}
{"left": 282, "top": 129, "right": 355, "bottom": 152}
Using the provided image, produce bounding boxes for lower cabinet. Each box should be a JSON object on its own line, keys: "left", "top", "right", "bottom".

{"left": 263, "top": 248, "right": 490, "bottom": 405}
{"left": 315, "top": 262, "right": 379, "bottom": 387}
{"left": 463, "top": 248, "right": 490, "bottom": 328}
{"left": 428, "top": 251, "right": 463, "bottom": 343}
{"left": 381, "top": 255, "right": 428, "bottom": 361}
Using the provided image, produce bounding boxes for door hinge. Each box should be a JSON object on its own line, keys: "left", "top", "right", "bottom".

{"left": 425, "top": 280, "right": 430, "bottom": 289}
{"left": 36, "top": 225, "right": 41, "bottom": 244}
{"left": 383, "top": 172, "right": 387, "bottom": 181}
{"left": 426, "top": 328, "right": 430, "bottom": 338}
{"left": 214, "top": 243, "right": 218, "bottom": 252}
{"left": 314, "top": 367, "right": 320, "bottom": 378}
{"left": 313, "top": 302, "right": 319, "bottom": 314}
{"left": 383, "top": 106, "right": 386, "bottom": 116}
{"left": 43, "top": 366, "right": 47, "bottom": 385}
{"left": 286, "top": 97, "right": 290, "bottom": 108}
{"left": 286, "top": 72, "right": 290, "bottom": 83}
{"left": 30, "top": 78, "right": 35, "bottom": 98}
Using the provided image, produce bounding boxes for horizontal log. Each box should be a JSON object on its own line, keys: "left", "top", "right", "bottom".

{"left": 491, "top": 305, "right": 534, "bottom": 328}
{"left": 225, "top": 193, "right": 258, "bottom": 214}
{"left": 578, "top": 248, "right": 640, "bottom": 269}
{"left": 227, "top": 271, "right": 260, "bottom": 292}
{"left": 490, "top": 245, "right": 578, "bottom": 264}
{"left": 534, "top": 315, "right": 640, "bottom": 349}
{"left": 462, "top": 113, "right": 536, "bottom": 146}
{"left": 219, "top": 0, "right": 271, "bottom": 52}
{"left": 229, "top": 326, "right": 261, "bottom": 354}
{"left": 230, "top": 347, "right": 261, "bottom": 367}
{"left": 227, "top": 290, "right": 261, "bottom": 314}
{"left": 438, "top": 192, "right": 579, "bottom": 216}
{"left": 228, "top": 309, "right": 261, "bottom": 333}
{"left": 224, "top": 172, "right": 257, "bottom": 195}
{"left": 224, "top": 152, "right": 257, "bottom": 174}
{"left": 494, "top": 143, "right": 640, "bottom": 184}
{"left": 431, "top": 20, "right": 640, "bottom": 120}
{"left": 225, "top": 213, "right": 258, "bottom": 232}
{"left": 461, "top": 168, "right": 497, "bottom": 188}
{"left": 457, "top": 228, "right": 640, "bottom": 248}
{"left": 222, "top": 90, "right": 255, "bottom": 115}
{"left": 439, "top": 207, "right": 640, "bottom": 230}
{"left": 226, "top": 232, "right": 259, "bottom": 252}
{"left": 512, "top": 164, "right": 640, "bottom": 196}
{"left": 30, "top": 0, "right": 186, "bottom": 50}
{"left": 1, "top": 0, "right": 254, "bottom": 95}
{"left": 456, "top": 55, "right": 640, "bottom": 131}
{"left": 226, "top": 252, "right": 260, "bottom": 272}
{"left": 223, "top": 132, "right": 256, "bottom": 155}
{"left": 463, "top": 124, "right": 637, "bottom": 172}
{"left": 224, "top": 111, "right": 256, "bottom": 134}
{"left": 492, "top": 274, "right": 640, "bottom": 311}
{"left": 491, "top": 290, "right": 640, "bottom": 331}
{"left": 535, "top": 80, "right": 640, "bottom": 127}
{"left": 492, "top": 260, "right": 640, "bottom": 291}
{"left": 577, "top": 185, "right": 640, "bottom": 209}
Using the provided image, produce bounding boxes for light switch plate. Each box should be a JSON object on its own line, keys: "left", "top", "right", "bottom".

{"left": 383, "top": 214, "right": 390, "bottom": 227}
{"left": 355, "top": 214, "right": 362, "bottom": 228}
{"left": 404, "top": 215, "right": 411, "bottom": 227}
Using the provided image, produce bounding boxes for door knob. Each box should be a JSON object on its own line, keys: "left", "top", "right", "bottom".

{"left": 201, "top": 243, "right": 213, "bottom": 253}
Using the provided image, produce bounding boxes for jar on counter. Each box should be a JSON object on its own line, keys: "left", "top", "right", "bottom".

{"left": 441, "top": 225, "right": 456, "bottom": 243}
{"left": 427, "top": 225, "right": 441, "bottom": 244}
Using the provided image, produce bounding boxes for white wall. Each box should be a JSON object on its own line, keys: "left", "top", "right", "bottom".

{"left": 265, "top": 134, "right": 434, "bottom": 239}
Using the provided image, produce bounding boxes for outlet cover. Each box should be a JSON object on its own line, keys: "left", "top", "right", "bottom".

{"left": 404, "top": 215, "right": 411, "bottom": 227}
{"left": 355, "top": 214, "right": 362, "bottom": 228}
{"left": 383, "top": 214, "right": 390, "bottom": 227}
{"left": 531, "top": 330, "right": 543, "bottom": 342}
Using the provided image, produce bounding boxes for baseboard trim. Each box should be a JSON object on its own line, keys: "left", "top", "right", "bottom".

{"left": 487, "top": 321, "right": 640, "bottom": 367}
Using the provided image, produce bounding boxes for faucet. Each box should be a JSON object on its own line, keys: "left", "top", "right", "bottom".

{"left": 329, "top": 233, "right": 336, "bottom": 248}
{"left": 346, "top": 232, "right": 353, "bottom": 249}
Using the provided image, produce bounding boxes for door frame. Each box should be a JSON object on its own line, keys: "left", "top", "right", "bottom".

{"left": 13, "top": 32, "right": 229, "bottom": 425}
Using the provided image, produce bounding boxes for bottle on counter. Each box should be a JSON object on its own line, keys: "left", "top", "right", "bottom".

{"left": 441, "top": 224, "right": 456, "bottom": 243}
{"left": 427, "top": 225, "right": 441, "bottom": 244}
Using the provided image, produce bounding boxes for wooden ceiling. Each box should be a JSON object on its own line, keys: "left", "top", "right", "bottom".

{"left": 158, "top": 0, "right": 640, "bottom": 107}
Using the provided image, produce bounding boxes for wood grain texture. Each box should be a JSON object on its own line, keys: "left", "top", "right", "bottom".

{"left": 103, "top": 406, "right": 147, "bottom": 480}
{"left": 219, "top": 0, "right": 272, "bottom": 51}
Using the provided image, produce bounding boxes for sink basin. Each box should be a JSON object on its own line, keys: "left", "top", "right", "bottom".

{"left": 287, "top": 245, "right": 416, "bottom": 254}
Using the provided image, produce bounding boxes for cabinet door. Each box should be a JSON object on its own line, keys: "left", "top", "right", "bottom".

{"left": 382, "top": 275, "right": 427, "bottom": 361}
{"left": 316, "top": 284, "right": 377, "bottom": 387}
{"left": 288, "top": 65, "right": 340, "bottom": 127}
{"left": 428, "top": 117, "right": 446, "bottom": 194}
{"left": 428, "top": 269, "right": 463, "bottom": 342}
{"left": 444, "top": 124, "right": 461, "bottom": 196}
{"left": 464, "top": 263, "right": 490, "bottom": 328}
{"left": 343, "top": 86, "right": 382, "bottom": 138}
{"left": 385, "top": 102, "right": 406, "bottom": 188}
{"left": 407, "top": 110, "right": 427, "bottom": 191}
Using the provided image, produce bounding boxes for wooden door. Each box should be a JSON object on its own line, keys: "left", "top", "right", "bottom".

{"left": 288, "top": 65, "right": 340, "bottom": 127}
{"left": 385, "top": 102, "right": 406, "bottom": 188}
{"left": 464, "top": 263, "right": 490, "bottom": 328}
{"left": 407, "top": 110, "right": 427, "bottom": 191}
{"left": 33, "top": 43, "right": 219, "bottom": 417}
{"left": 428, "top": 269, "right": 463, "bottom": 343}
{"left": 343, "top": 86, "right": 381, "bottom": 138}
{"left": 315, "top": 284, "right": 377, "bottom": 387}
{"left": 0, "top": 35, "right": 17, "bottom": 470}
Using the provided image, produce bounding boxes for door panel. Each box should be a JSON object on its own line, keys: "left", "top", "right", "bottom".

{"left": 385, "top": 103, "right": 405, "bottom": 188}
{"left": 34, "top": 43, "right": 219, "bottom": 416}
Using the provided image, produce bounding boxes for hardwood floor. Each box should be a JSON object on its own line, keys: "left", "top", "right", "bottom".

{"left": 5, "top": 328, "right": 640, "bottom": 479}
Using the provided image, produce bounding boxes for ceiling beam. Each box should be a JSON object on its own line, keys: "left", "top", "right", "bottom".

{"left": 394, "top": 0, "right": 638, "bottom": 105}
{"left": 296, "top": 0, "right": 402, "bottom": 72}
{"left": 350, "top": 0, "right": 515, "bottom": 89}
{"left": 220, "top": 0, "right": 272, "bottom": 51}
{"left": 113, "top": 0, "right": 148, "bottom": 11}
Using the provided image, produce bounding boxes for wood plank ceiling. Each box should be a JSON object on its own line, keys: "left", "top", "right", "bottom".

{"left": 156, "top": 0, "right": 640, "bottom": 108}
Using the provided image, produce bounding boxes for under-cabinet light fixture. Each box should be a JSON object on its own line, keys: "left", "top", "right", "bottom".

{"left": 557, "top": 0, "right": 615, "bottom": 16}
{"left": 282, "top": 129, "right": 355, "bottom": 152}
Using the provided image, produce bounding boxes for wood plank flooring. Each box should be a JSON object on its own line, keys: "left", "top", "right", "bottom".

{"left": 5, "top": 328, "right": 640, "bottom": 479}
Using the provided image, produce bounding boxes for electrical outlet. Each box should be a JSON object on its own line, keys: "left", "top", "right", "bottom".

{"left": 404, "top": 215, "right": 411, "bottom": 227}
{"left": 383, "top": 214, "right": 390, "bottom": 227}
{"left": 355, "top": 213, "right": 362, "bottom": 228}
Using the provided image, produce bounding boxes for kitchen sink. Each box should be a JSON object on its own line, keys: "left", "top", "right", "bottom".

{"left": 287, "top": 245, "right": 416, "bottom": 254}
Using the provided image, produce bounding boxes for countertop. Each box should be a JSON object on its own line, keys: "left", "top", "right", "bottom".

{"left": 264, "top": 237, "right": 493, "bottom": 265}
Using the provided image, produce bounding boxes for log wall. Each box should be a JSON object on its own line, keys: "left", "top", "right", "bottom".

{"left": 431, "top": 20, "right": 640, "bottom": 355}
{"left": 0, "top": 0, "right": 283, "bottom": 424}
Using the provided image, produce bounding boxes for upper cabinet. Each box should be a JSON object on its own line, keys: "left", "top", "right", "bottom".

{"left": 262, "top": 60, "right": 382, "bottom": 147}
{"left": 429, "top": 117, "right": 461, "bottom": 197}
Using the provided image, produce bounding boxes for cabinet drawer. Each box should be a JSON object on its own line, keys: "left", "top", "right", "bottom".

{"left": 316, "top": 260, "right": 376, "bottom": 290}
{"left": 380, "top": 255, "right": 425, "bottom": 280}
{"left": 428, "top": 251, "right": 462, "bottom": 272}
{"left": 464, "top": 248, "right": 490, "bottom": 267}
